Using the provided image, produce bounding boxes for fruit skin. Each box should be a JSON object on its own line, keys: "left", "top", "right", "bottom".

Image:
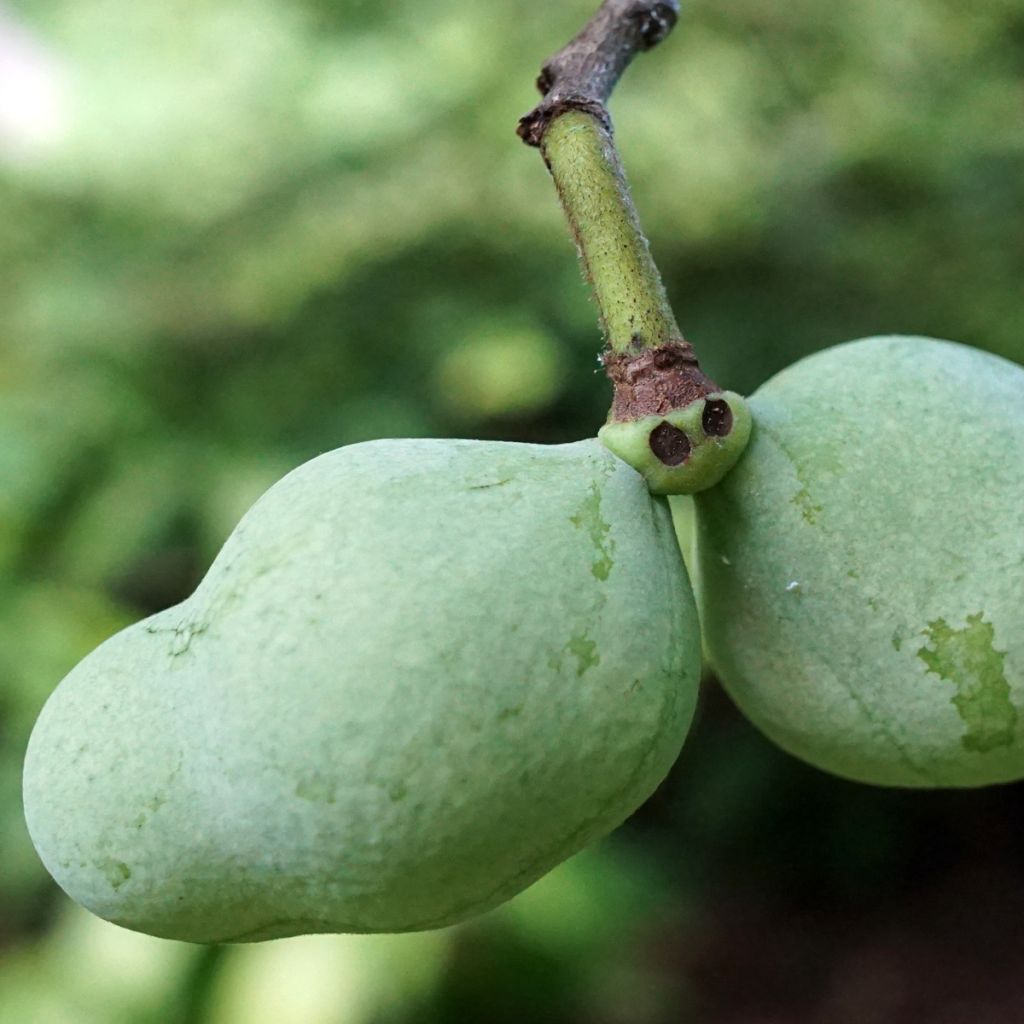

{"left": 693, "top": 336, "right": 1024, "bottom": 788}
{"left": 24, "top": 438, "right": 699, "bottom": 942}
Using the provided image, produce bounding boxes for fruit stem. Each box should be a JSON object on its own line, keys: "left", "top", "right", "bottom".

{"left": 518, "top": 0, "right": 684, "bottom": 357}
{"left": 517, "top": 1, "right": 753, "bottom": 495}
{"left": 541, "top": 109, "right": 681, "bottom": 355}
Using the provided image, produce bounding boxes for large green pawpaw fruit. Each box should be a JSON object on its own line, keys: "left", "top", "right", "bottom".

{"left": 24, "top": 438, "right": 699, "bottom": 942}
{"left": 693, "top": 336, "right": 1024, "bottom": 787}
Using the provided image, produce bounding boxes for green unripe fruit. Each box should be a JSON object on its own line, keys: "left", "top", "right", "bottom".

{"left": 24, "top": 438, "right": 699, "bottom": 942}
{"left": 692, "top": 336, "right": 1024, "bottom": 787}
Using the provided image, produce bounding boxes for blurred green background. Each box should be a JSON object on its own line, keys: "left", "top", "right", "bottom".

{"left": 2, "top": 0, "right": 1024, "bottom": 1021}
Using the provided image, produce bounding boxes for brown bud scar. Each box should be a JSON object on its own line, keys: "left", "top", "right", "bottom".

{"left": 634, "top": 3, "right": 679, "bottom": 48}
{"left": 649, "top": 422, "right": 692, "bottom": 466}
{"left": 702, "top": 399, "right": 733, "bottom": 438}
{"left": 603, "top": 342, "right": 718, "bottom": 422}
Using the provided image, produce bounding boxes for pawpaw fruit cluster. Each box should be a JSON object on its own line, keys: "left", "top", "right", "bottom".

{"left": 23, "top": 337, "right": 1024, "bottom": 943}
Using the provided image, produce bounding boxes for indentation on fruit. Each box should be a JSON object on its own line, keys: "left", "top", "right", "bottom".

{"left": 757, "top": 423, "right": 823, "bottom": 525}
{"left": 648, "top": 422, "right": 691, "bottom": 466}
{"left": 569, "top": 482, "right": 615, "bottom": 580}
{"left": 467, "top": 477, "right": 513, "bottom": 491}
{"left": 917, "top": 613, "right": 1016, "bottom": 752}
{"left": 702, "top": 399, "right": 733, "bottom": 437}
{"left": 101, "top": 858, "right": 131, "bottom": 890}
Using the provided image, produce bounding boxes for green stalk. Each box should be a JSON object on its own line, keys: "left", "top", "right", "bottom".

{"left": 543, "top": 110, "right": 681, "bottom": 354}
{"left": 518, "top": 1, "right": 752, "bottom": 495}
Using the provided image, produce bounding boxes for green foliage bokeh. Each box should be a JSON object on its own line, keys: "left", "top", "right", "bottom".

{"left": 2, "top": 0, "right": 1023, "bottom": 1021}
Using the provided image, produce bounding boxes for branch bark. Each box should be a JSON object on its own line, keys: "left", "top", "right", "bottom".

{"left": 517, "top": 0, "right": 681, "bottom": 147}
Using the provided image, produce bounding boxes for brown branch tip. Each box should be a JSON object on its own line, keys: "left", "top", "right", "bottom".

{"left": 517, "top": 0, "right": 681, "bottom": 147}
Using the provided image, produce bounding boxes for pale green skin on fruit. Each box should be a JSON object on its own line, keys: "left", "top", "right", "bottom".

{"left": 24, "top": 439, "right": 700, "bottom": 942}
{"left": 693, "top": 336, "right": 1024, "bottom": 788}
{"left": 599, "top": 391, "right": 752, "bottom": 496}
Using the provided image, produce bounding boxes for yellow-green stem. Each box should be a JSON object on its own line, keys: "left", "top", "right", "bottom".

{"left": 542, "top": 110, "right": 681, "bottom": 355}
{"left": 521, "top": 2, "right": 753, "bottom": 495}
